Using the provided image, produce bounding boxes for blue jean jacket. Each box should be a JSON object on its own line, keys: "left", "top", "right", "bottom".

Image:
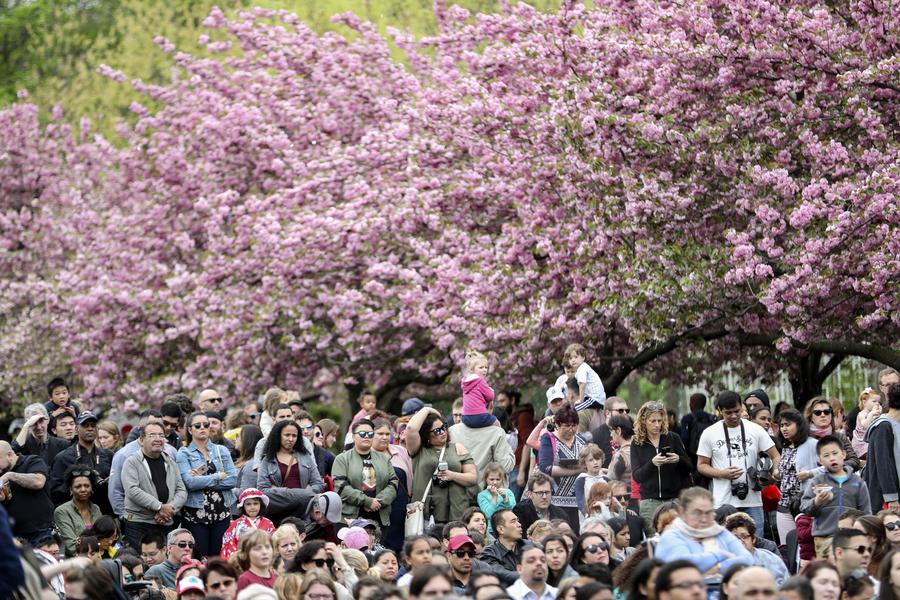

{"left": 176, "top": 442, "right": 238, "bottom": 509}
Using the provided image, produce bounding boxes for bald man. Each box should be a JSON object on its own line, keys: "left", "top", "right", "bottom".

{"left": 733, "top": 566, "right": 777, "bottom": 600}
{"left": 197, "top": 389, "right": 225, "bottom": 412}
{"left": 0, "top": 441, "right": 56, "bottom": 544}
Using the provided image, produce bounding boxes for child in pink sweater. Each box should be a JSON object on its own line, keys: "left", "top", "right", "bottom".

{"left": 461, "top": 350, "right": 497, "bottom": 428}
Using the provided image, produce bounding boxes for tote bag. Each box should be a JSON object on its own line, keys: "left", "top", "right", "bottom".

{"left": 405, "top": 445, "right": 446, "bottom": 537}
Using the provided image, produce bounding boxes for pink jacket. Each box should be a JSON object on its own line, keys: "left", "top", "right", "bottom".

{"left": 462, "top": 376, "right": 494, "bottom": 416}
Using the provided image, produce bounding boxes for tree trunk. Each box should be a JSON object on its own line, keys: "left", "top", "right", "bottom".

{"left": 788, "top": 352, "right": 845, "bottom": 412}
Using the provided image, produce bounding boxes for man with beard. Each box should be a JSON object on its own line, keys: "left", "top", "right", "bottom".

{"left": 507, "top": 544, "right": 556, "bottom": 600}
{"left": 49, "top": 411, "right": 113, "bottom": 508}
{"left": 446, "top": 535, "right": 477, "bottom": 593}
{"left": 514, "top": 473, "right": 569, "bottom": 534}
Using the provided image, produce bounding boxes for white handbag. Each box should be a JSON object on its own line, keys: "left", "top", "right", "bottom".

{"left": 405, "top": 445, "right": 446, "bottom": 537}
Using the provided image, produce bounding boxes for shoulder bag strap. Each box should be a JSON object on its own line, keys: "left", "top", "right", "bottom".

{"left": 418, "top": 445, "right": 447, "bottom": 504}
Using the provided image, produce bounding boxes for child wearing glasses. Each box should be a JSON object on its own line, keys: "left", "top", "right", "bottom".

{"left": 221, "top": 488, "right": 276, "bottom": 559}
{"left": 799, "top": 435, "right": 871, "bottom": 560}
{"left": 460, "top": 350, "right": 497, "bottom": 429}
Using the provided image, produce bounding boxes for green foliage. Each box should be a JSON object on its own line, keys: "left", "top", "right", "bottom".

{"left": 0, "top": 0, "right": 124, "bottom": 105}
{"left": 3, "top": 0, "right": 558, "bottom": 132}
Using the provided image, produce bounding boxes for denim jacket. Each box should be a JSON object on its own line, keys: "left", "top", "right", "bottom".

{"left": 176, "top": 442, "right": 238, "bottom": 509}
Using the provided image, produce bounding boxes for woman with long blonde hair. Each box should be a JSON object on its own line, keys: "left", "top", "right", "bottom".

{"left": 630, "top": 401, "right": 692, "bottom": 534}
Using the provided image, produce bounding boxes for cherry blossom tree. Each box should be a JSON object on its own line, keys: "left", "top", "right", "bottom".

{"left": 1, "top": 0, "right": 897, "bottom": 409}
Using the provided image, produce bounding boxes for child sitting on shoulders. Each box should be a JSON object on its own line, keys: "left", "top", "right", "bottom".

{"left": 461, "top": 350, "right": 497, "bottom": 428}
{"left": 221, "top": 488, "right": 276, "bottom": 559}
{"left": 477, "top": 462, "right": 516, "bottom": 535}
{"left": 564, "top": 343, "right": 607, "bottom": 413}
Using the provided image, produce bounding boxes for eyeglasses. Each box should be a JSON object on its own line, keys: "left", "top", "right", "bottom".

{"left": 192, "top": 422, "right": 210, "bottom": 429}
{"left": 670, "top": 581, "right": 705, "bottom": 591}
{"left": 206, "top": 397, "right": 223, "bottom": 404}
{"left": 452, "top": 549, "right": 477, "bottom": 558}
{"left": 174, "top": 541, "right": 195, "bottom": 549}
{"left": 584, "top": 542, "right": 609, "bottom": 553}
{"left": 452, "top": 413, "right": 462, "bottom": 419}
{"left": 533, "top": 490, "right": 552, "bottom": 497}
{"left": 430, "top": 425, "right": 447, "bottom": 435}
{"left": 812, "top": 409, "right": 833, "bottom": 416}
{"left": 356, "top": 431, "right": 375, "bottom": 439}
{"left": 885, "top": 522, "right": 900, "bottom": 531}
{"left": 208, "top": 579, "right": 235, "bottom": 590}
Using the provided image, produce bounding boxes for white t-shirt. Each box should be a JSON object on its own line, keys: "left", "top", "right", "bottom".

{"left": 696, "top": 418, "right": 775, "bottom": 508}
{"left": 575, "top": 363, "right": 606, "bottom": 409}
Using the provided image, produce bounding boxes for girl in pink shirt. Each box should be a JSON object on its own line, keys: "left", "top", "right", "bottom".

{"left": 461, "top": 350, "right": 497, "bottom": 428}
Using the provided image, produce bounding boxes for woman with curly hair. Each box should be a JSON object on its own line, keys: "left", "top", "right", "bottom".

{"left": 256, "top": 420, "right": 325, "bottom": 523}
{"left": 630, "top": 401, "right": 692, "bottom": 533}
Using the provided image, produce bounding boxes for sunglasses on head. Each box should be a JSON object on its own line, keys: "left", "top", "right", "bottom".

{"left": 430, "top": 425, "right": 447, "bottom": 435}
{"left": 452, "top": 549, "right": 477, "bottom": 558}
{"left": 356, "top": 430, "right": 375, "bottom": 439}
{"left": 71, "top": 469, "right": 93, "bottom": 479}
{"left": 300, "top": 424, "right": 315, "bottom": 431}
{"left": 584, "top": 542, "right": 609, "bottom": 553}
{"left": 175, "top": 541, "right": 195, "bottom": 549}
{"left": 812, "top": 408, "right": 833, "bottom": 416}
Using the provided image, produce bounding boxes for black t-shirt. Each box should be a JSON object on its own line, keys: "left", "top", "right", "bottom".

{"left": 145, "top": 455, "right": 169, "bottom": 504}
{"left": 4, "top": 455, "right": 54, "bottom": 536}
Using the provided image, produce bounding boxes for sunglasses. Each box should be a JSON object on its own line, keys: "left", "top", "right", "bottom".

{"left": 842, "top": 545, "right": 871, "bottom": 555}
{"left": 812, "top": 409, "right": 833, "bottom": 416}
{"left": 611, "top": 408, "right": 630, "bottom": 414}
{"left": 162, "top": 420, "right": 179, "bottom": 428}
{"left": 584, "top": 542, "right": 609, "bottom": 553}
{"left": 356, "top": 431, "right": 375, "bottom": 439}
{"left": 430, "top": 425, "right": 447, "bottom": 435}
{"left": 208, "top": 580, "right": 235, "bottom": 590}
{"left": 174, "top": 541, "right": 195, "bottom": 549}
{"left": 206, "top": 397, "right": 223, "bottom": 404}
{"left": 452, "top": 549, "right": 477, "bottom": 558}
{"left": 300, "top": 424, "right": 315, "bottom": 431}
{"left": 315, "top": 431, "right": 322, "bottom": 437}
{"left": 311, "top": 558, "right": 327, "bottom": 567}
{"left": 614, "top": 494, "right": 630, "bottom": 501}
{"left": 885, "top": 522, "right": 900, "bottom": 531}
{"left": 192, "top": 422, "right": 210, "bottom": 429}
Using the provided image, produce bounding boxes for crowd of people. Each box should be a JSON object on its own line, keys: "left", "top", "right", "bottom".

{"left": 0, "top": 348, "right": 899, "bottom": 600}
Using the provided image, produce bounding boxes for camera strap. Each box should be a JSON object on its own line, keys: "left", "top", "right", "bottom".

{"left": 722, "top": 420, "right": 747, "bottom": 467}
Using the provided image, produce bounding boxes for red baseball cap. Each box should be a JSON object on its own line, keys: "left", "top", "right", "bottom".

{"left": 447, "top": 534, "right": 476, "bottom": 552}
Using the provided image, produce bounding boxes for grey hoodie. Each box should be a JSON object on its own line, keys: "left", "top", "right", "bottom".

{"left": 799, "top": 469, "right": 870, "bottom": 536}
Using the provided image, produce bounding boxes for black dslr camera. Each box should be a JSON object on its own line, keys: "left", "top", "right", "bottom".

{"left": 731, "top": 480, "right": 749, "bottom": 500}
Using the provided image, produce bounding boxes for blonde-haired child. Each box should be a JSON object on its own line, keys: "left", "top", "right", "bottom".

{"left": 852, "top": 387, "right": 883, "bottom": 459}
{"left": 477, "top": 462, "right": 516, "bottom": 535}
{"left": 574, "top": 444, "right": 607, "bottom": 520}
{"left": 563, "top": 343, "right": 607, "bottom": 412}
{"left": 461, "top": 349, "right": 497, "bottom": 428}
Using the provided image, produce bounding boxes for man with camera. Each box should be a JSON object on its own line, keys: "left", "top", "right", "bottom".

{"left": 696, "top": 391, "right": 780, "bottom": 527}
